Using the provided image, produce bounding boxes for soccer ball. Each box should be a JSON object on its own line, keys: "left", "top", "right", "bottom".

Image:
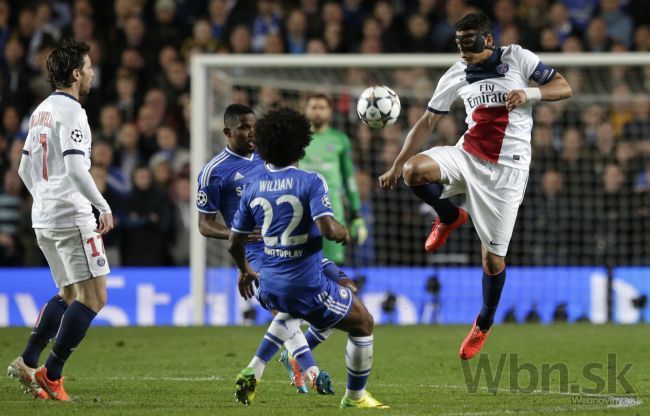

{"left": 356, "top": 85, "right": 401, "bottom": 129}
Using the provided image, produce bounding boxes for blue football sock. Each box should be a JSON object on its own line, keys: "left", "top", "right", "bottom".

{"left": 345, "top": 335, "right": 373, "bottom": 399}
{"left": 45, "top": 301, "right": 97, "bottom": 380}
{"left": 22, "top": 295, "right": 68, "bottom": 368}
{"left": 409, "top": 183, "right": 459, "bottom": 224}
{"left": 305, "top": 326, "right": 333, "bottom": 350}
{"left": 476, "top": 268, "right": 506, "bottom": 331}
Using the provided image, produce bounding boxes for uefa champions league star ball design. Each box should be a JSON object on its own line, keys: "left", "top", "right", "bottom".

{"left": 357, "top": 85, "right": 401, "bottom": 129}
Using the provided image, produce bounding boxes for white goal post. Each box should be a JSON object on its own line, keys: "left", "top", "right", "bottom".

{"left": 190, "top": 53, "right": 650, "bottom": 325}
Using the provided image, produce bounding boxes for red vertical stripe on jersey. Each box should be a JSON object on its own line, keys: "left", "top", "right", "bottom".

{"left": 462, "top": 106, "right": 509, "bottom": 163}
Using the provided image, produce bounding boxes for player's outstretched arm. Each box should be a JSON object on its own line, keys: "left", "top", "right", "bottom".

{"left": 316, "top": 216, "right": 350, "bottom": 245}
{"left": 227, "top": 231, "right": 259, "bottom": 299}
{"left": 379, "top": 111, "right": 443, "bottom": 189}
{"left": 64, "top": 154, "right": 113, "bottom": 235}
{"left": 506, "top": 73, "right": 573, "bottom": 111}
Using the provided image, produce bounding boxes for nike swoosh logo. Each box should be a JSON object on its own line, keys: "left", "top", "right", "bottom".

{"left": 489, "top": 240, "right": 501, "bottom": 246}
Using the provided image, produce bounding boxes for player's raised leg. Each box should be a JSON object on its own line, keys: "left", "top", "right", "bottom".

{"left": 402, "top": 154, "right": 468, "bottom": 252}
{"left": 460, "top": 248, "right": 506, "bottom": 360}
{"left": 36, "top": 274, "right": 107, "bottom": 401}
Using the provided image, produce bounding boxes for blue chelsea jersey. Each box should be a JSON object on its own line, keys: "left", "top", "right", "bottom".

{"left": 231, "top": 165, "right": 334, "bottom": 295}
{"left": 196, "top": 148, "right": 266, "bottom": 259}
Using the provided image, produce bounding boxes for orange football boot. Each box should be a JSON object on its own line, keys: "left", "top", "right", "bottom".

{"left": 459, "top": 318, "right": 491, "bottom": 360}
{"left": 424, "top": 208, "right": 469, "bottom": 252}
{"left": 7, "top": 356, "right": 48, "bottom": 400}
{"left": 35, "top": 366, "right": 70, "bottom": 401}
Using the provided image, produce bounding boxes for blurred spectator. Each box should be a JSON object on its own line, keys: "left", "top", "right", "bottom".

{"left": 208, "top": 0, "right": 230, "bottom": 42}
{"left": 181, "top": 18, "right": 219, "bottom": 59}
{"left": 373, "top": 0, "right": 406, "bottom": 53}
{"left": 228, "top": 24, "right": 252, "bottom": 53}
{"left": 153, "top": 0, "right": 185, "bottom": 48}
{"left": 547, "top": 2, "right": 582, "bottom": 45}
{"left": 564, "top": 0, "right": 597, "bottom": 30}
{"left": 598, "top": 0, "right": 633, "bottom": 47}
{"left": 2, "top": 37, "right": 30, "bottom": 104}
{"left": 591, "top": 121, "right": 617, "bottom": 175}
{"left": 1, "top": 105, "right": 25, "bottom": 144}
{"left": 251, "top": 0, "right": 282, "bottom": 53}
{"left": 152, "top": 125, "right": 189, "bottom": 174}
{"left": 264, "top": 32, "right": 285, "bottom": 53}
{"left": 633, "top": 25, "right": 650, "bottom": 51}
{"left": 284, "top": 9, "right": 307, "bottom": 54}
{"left": 121, "top": 166, "right": 171, "bottom": 266}
{"left": 0, "top": 169, "right": 24, "bottom": 265}
{"left": 96, "top": 104, "right": 123, "bottom": 145}
{"left": 622, "top": 96, "right": 650, "bottom": 141}
{"left": 306, "top": 38, "right": 327, "bottom": 54}
{"left": 584, "top": 17, "right": 614, "bottom": 52}
{"left": 91, "top": 141, "right": 129, "bottom": 195}
{"left": 114, "top": 123, "right": 143, "bottom": 191}
{"left": 492, "top": 0, "right": 534, "bottom": 49}
{"left": 405, "top": 14, "right": 434, "bottom": 53}
{"left": 432, "top": 0, "right": 467, "bottom": 52}
{"left": 169, "top": 176, "right": 190, "bottom": 265}
{"left": 522, "top": 170, "right": 570, "bottom": 265}
{"left": 136, "top": 105, "right": 160, "bottom": 160}
{"left": 114, "top": 69, "right": 140, "bottom": 122}
{"left": 0, "top": 1, "right": 10, "bottom": 59}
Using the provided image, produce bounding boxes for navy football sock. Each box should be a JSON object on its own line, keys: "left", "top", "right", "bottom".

{"left": 476, "top": 268, "right": 506, "bottom": 331}
{"left": 45, "top": 301, "right": 97, "bottom": 380}
{"left": 22, "top": 295, "right": 68, "bottom": 368}
{"left": 409, "top": 183, "right": 459, "bottom": 224}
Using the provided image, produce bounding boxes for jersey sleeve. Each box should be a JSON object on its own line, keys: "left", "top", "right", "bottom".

{"left": 309, "top": 173, "right": 334, "bottom": 221}
{"left": 59, "top": 111, "right": 89, "bottom": 156}
{"left": 196, "top": 169, "right": 221, "bottom": 214}
{"left": 427, "top": 64, "right": 463, "bottom": 114}
{"left": 231, "top": 189, "right": 255, "bottom": 234}
{"left": 338, "top": 132, "right": 361, "bottom": 213}
{"left": 511, "top": 44, "right": 556, "bottom": 85}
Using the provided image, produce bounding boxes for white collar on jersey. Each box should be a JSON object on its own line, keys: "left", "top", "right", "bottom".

{"left": 265, "top": 164, "right": 297, "bottom": 172}
{"left": 225, "top": 146, "right": 254, "bottom": 161}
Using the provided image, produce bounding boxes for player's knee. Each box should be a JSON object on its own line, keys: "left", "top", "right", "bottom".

{"left": 402, "top": 160, "right": 420, "bottom": 185}
{"left": 483, "top": 255, "right": 505, "bottom": 275}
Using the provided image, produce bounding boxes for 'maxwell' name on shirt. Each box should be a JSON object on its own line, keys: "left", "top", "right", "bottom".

{"left": 465, "top": 84, "right": 507, "bottom": 110}
{"left": 259, "top": 178, "right": 294, "bottom": 192}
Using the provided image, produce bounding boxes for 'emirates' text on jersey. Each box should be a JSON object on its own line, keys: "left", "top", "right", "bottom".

{"left": 23, "top": 92, "right": 95, "bottom": 228}
{"left": 427, "top": 44, "right": 557, "bottom": 169}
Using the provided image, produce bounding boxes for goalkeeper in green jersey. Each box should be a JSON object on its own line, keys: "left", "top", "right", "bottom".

{"left": 302, "top": 94, "right": 368, "bottom": 264}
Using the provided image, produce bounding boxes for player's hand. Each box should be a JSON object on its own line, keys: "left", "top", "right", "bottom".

{"left": 379, "top": 164, "right": 403, "bottom": 189}
{"left": 246, "top": 227, "right": 263, "bottom": 243}
{"left": 506, "top": 90, "right": 527, "bottom": 111}
{"left": 238, "top": 269, "right": 260, "bottom": 300}
{"left": 349, "top": 217, "right": 368, "bottom": 245}
{"left": 339, "top": 277, "right": 358, "bottom": 295}
{"left": 334, "top": 228, "right": 351, "bottom": 246}
{"left": 97, "top": 213, "right": 114, "bottom": 235}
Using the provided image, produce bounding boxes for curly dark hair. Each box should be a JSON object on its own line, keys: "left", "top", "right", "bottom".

{"left": 454, "top": 12, "right": 492, "bottom": 34}
{"left": 46, "top": 39, "right": 90, "bottom": 89}
{"left": 255, "top": 107, "right": 312, "bottom": 167}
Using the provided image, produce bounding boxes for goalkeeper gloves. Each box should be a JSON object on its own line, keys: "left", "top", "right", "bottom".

{"left": 349, "top": 217, "right": 368, "bottom": 245}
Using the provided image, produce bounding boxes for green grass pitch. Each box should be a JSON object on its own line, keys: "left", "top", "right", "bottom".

{"left": 1, "top": 325, "right": 648, "bottom": 415}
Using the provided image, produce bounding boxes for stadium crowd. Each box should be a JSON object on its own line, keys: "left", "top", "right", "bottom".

{"left": 0, "top": 0, "right": 648, "bottom": 267}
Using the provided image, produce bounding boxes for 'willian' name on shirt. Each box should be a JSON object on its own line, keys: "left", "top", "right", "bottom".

{"left": 259, "top": 178, "right": 294, "bottom": 192}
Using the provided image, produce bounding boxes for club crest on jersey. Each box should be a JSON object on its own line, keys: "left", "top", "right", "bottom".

{"left": 196, "top": 191, "right": 208, "bottom": 206}
{"left": 322, "top": 195, "right": 331, "bottom": 208}
{"left": 497, "top": 63, "right": 509, "bottom": 74}
{"left": 97, "top": 257, "right": 106, "bottom": 267}
{"left": 71, "top": 129, "right": 83, "bottom": 143}
{"left": 339, "top": 287, "right": 349, "bottom": 299}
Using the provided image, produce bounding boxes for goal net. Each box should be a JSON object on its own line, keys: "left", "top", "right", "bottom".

{"left": 190, "top": 53, "right": 650, "bottom": 326}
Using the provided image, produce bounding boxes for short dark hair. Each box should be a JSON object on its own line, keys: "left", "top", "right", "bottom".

{"left": 305, "top": 93, "right": 332, "bottom": 108}
{"left": 255, "top": 107, "right": 312, "bottom": 167}
{"left": 224, "top": 104, "right": 254, "bottom": 127}
{"left": 454, "top": 12, "right": 492, "bottom": 34}
{"left": 47, "top": 39, "right": 90, "bottom": 89}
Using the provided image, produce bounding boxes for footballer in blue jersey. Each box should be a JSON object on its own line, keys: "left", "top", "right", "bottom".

{"left": 196, "top": 105, "right": 350, "bottom": 398}
{"left": 229, "top": 107, "right": 387, "bottom": 409}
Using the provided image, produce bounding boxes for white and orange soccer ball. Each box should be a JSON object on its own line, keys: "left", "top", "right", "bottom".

{"left": 356, "top": 85, "right": 401, "bottom": 129}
